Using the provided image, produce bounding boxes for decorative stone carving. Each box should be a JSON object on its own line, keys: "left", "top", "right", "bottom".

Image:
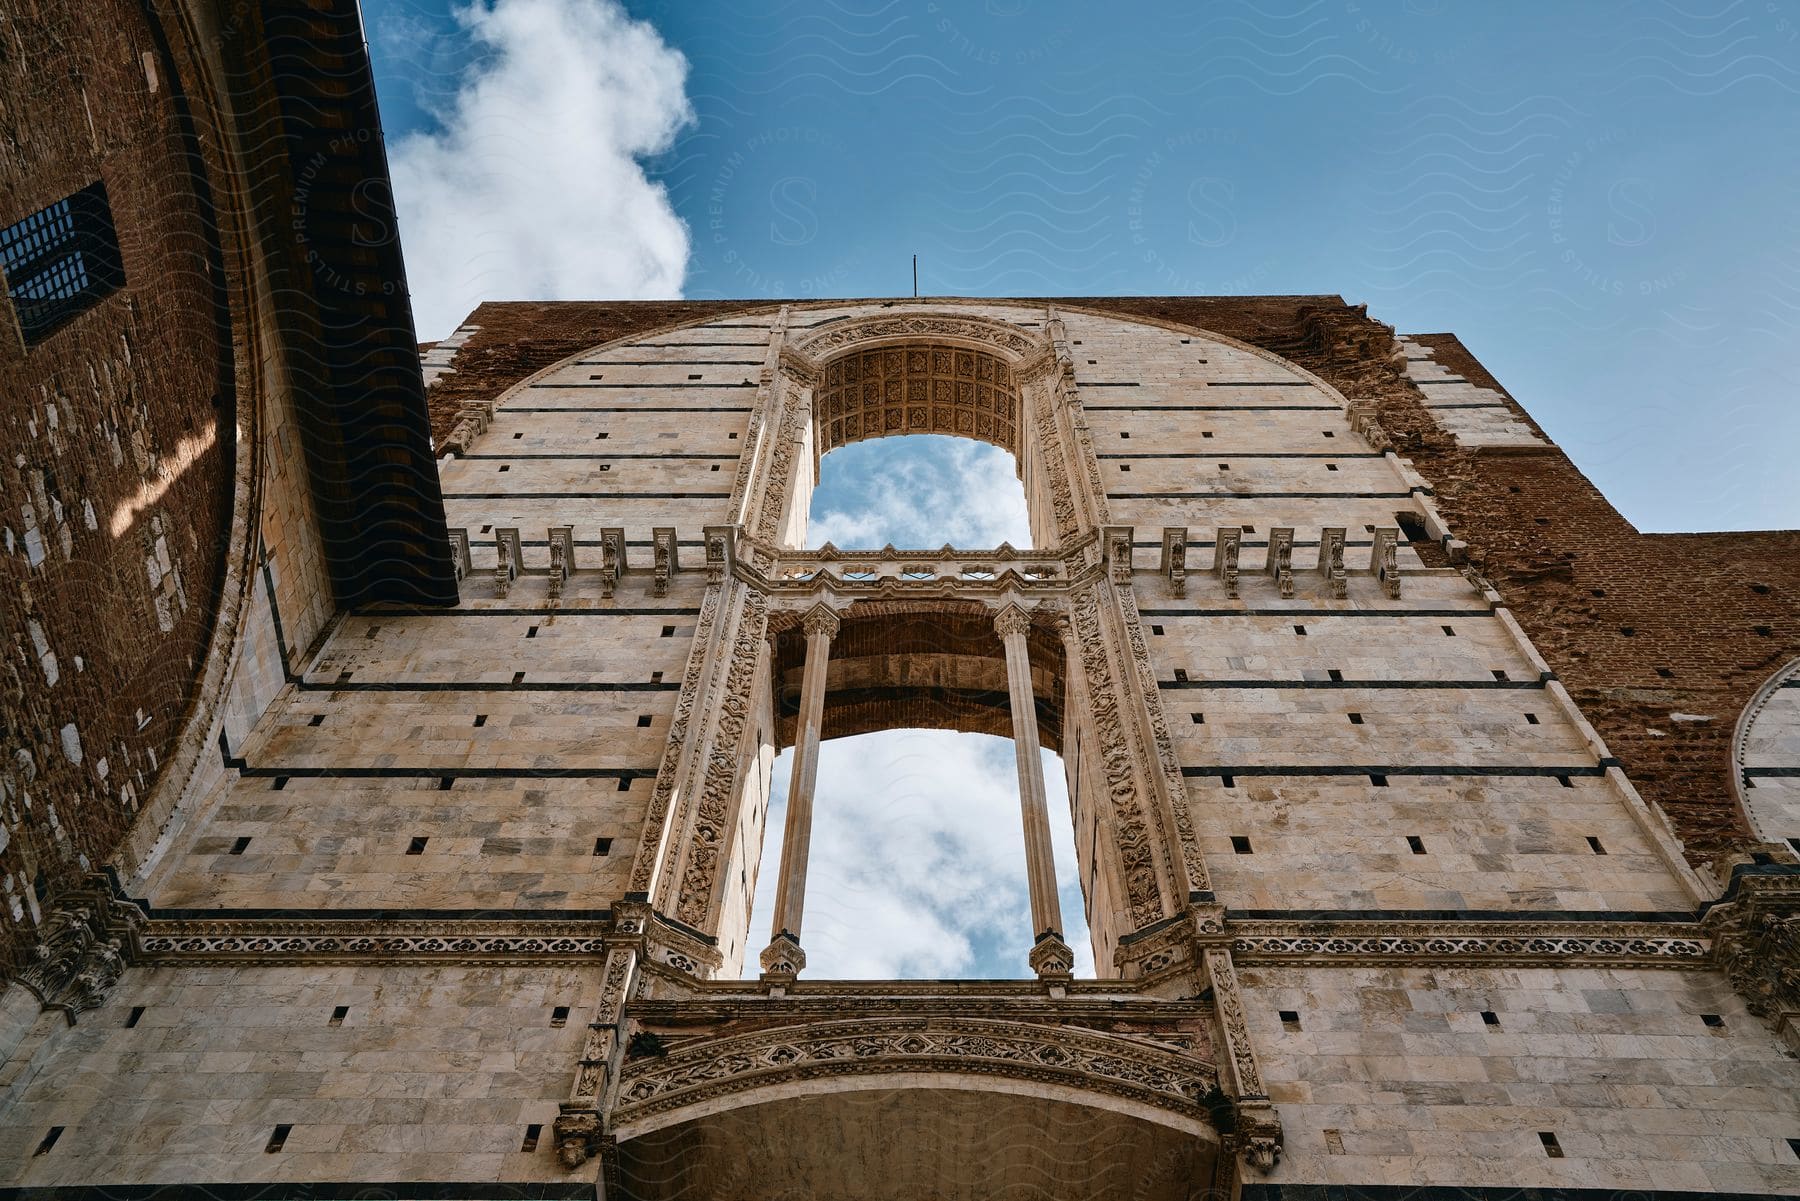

{"left": 612, "top": 1017, "right": 1220, "bottom": 1127}
{"left": 446, "top": 528, "right": 471, "bottom": 584}
{"left": 675, "top": 590, "right": 770, "bottom": 928}
{"left": 1370, "top": 526, "right": 1402, "bottom": 598}
{"left": 992, "top": 603, "right": 1034, "bottom": 641}
{"left": 493, "top": 527, "right": 523, "bottom": 597}
{"left": 753, "top": 387, "right": 810, "bottom": 542}
{"left": 1707, "top": 872, "right": 1800, "bottom": 1048}
{"left": 626, "top": 585, "right": 723, "bottom": 897}
{"left": 802, "top": 602, "right": 842, "bottom": 641}
{"left": 1028, "top": 932, "right": 1075, "bottom": 979}
{"left": 1231, "top": 921, "right": 1709, "bottom": 966}
{"left": 599, "top": 527, "right": 625, "bottom": 598}
{"left": 547, "top": 525, "right": 574, "bottom": 600}
{"left": 552, "top": 1106, "right": 602, "bottom": 1169}
{"left": 652, "top": 528, "right": 677, "bottom": 598}
{"left": 815, "top": 343, "right": 1021, "bottom": 457}
{"left": 1161, "top": 527, "right": 1187, "bottom": 597}
{"left": 759, "top": 931, "right": 806, "bottom": 979}
{"left": 1266, "top": 527, "right": 1294, "bottom": 599}
{"left": 1202, "top": 948, "right": 1282, "bottom": 1175}
{"left": 703, "top": 525, "right": 735, "bottom": 585}
{"left": 1103, "top": 525, "right": 1134, "bottom": 586}
{"left": 1069, "top": 587, "right": 1169, "bottom": 928}
{"left": 17, "top": 888, "right": 141, "bottom": 1019}
{"left": 792, "top": 312, "right": 1044, "bottom": 361}
{"left": 1214, "top": 527, "right": 1241, "bottom": 599}
{"left": 1318, "top": 526, "right": 1347, "bottom": 599}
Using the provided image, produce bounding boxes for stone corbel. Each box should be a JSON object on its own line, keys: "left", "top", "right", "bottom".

{"left": 599, "top": 527, "right": 626, "bottom": 599}
{"left": 1318, "top": 526, "right": 1347, "bottom": 599}
{"left": 703, "top": 525, "right": 736, "bottom": 584}
{"left": 1266, "top": 527, "right": 1295, "bottom": 599}
{"left": 1160, "top": 527, "right": 1188, "bottom": 598}
{"left": 17, "top": 883, "right": 143, "bottom": 1021}
{"left": 652, "top": 528, "right": 678, "bottom": 597}
{"left": 547, "top": 526, "right": 575, "bottom": 600}
{"left": 446, "top": 528, "right": 471, "bottom": 586}
{"left": 1214, "top": 527, "right": 1241, "bottom": 599}
{"left": 1370, "top": 526, "right": 1402, "bottom": 598}
{"left": 1102, "top": 525, "right": 1134, "bottom": 586}
{"left": 1347, "top": 401, "right": 1389, "bottom": 450}
{"left": 493, "top": 528, "right": 524, "bottom": 597}
{"left": 1705, "top": 869, "right": 1800, "bottom": 1050}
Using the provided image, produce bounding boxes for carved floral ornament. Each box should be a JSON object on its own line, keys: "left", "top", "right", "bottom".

{"left": 610, "top": 1016, "right": 1222, "bottom": 1131}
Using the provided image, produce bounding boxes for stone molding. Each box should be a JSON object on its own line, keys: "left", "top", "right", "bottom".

{"left": 611, "top": 1015, "right": 1220, "bottom": 1132}
{"left": 1730, "top": 655, "right": 1800, "bottom": 846}
{"left": 1230, "top": 920, "right": 1711, "bottom": 967}
{"left": 137, "top": 918, "right": 608, "bottom": 963}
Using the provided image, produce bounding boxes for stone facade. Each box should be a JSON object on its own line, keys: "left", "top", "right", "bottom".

{"left": 2, "top": 10, "right": 1798, "bottom": 1194}
{"left": 0, "top": 291, "right": 1794, "bottom": 1198}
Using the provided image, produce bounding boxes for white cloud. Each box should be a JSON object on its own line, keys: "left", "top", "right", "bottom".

{"left": 387, "top": 0, "right": 693, "bottom": 340}
{"left": 808, "top": 437, "right": 1032, "bottom": 550}
{"left": 744, "top": 731, "right": 1096, "bottom": 980}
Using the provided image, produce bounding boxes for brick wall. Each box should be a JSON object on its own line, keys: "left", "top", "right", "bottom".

{"left": 0, "top": 0, "right": 235, "bottom": 959}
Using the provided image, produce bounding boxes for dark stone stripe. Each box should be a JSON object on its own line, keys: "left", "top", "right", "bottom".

{"left": 1415, "top": 376, "right": 1472, "bottom": 384}
{"left": 458, "top": 453, "right": 739, "bottom": 460}
{"left": 501, "top": 406, "right": 752, "bottom": 413}
{"left": 1182, "top": 764, "right": 1605, "bottom": 778}
{"left": 528, "top": 382, "right": 755, "bottom": 389}
{"left": 1138, "top": 608, "right": 1493, "bottom": 618}
{"left": 355, "top": 607, "right": 702, "bottom": 617}
{"left": 634, "top": 339, "right": 768, "bottom": 346}
{"left": 1206, "top": 380, "right": 1313, "bottom": 387}
{"left": 1746, "top": 766, "right": 1800, "bottom": 778}
{"left": 296, "top": 680, "right": 681, "bottom": 693}
{"left": 0, "top": 1185, "right": 594, "bottom": 1200}
{"left": 1085, "top": 404, "right": 1339, "bottom": 412}
{"left": 1099, "top": 452, "right": 1382, "bottom": 460}
{"left": 1109, "top": 491, "right": 1412, "bottom": 499}
{"left": 576, "top": 358, "right": 763, "bottom": 365}
{"left": 442, "top": 492, "right": 732, "bottom": 499}
{"left": 1425, "top": 402, "right": 1512, "bottom": 409}
{"left": 1159, "top": 678, "right": 1545, "bottom": 690}
{"left": 1075, "top": 381, "right": 1141, "bottom": 387}
{"left": 239, "top": 766, "right": 660, "bottom": 779}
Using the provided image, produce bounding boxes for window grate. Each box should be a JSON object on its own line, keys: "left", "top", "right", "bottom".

{"left": 1, "top": 182, "right": 125, "bottom": 344}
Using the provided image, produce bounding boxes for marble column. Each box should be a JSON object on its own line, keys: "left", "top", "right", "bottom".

{"left": 995, "top": 603, "right": 1075, "bottom": 979}
{"left": 759, "top": 603, "right": 839, "bottom": 978}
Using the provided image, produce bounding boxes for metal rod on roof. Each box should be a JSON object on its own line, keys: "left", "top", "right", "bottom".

{"left": 912, "top": 254, "right": 918, "bottom": 297}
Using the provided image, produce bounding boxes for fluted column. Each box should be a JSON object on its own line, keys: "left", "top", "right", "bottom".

{"left": 760, "top": 603, "right": 839, "bottom": 978}
{"left": 995, "top": 604, "right": 1075, "bottom": 979}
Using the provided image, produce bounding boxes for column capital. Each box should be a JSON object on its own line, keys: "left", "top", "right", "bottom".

{"left": 801, "top": 603, "right": 841, "bottom": 641}
{"left": 993, "top": 603, "right": 1034, "bottom": 641}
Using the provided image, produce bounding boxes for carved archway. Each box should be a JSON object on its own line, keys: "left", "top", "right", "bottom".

{"left": 749, "top": 310, "right": 1098, "bottom": 551}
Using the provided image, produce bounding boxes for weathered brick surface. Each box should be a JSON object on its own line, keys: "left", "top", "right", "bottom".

{"left": 0, "top": 0, "right": 234, "bottom": 960}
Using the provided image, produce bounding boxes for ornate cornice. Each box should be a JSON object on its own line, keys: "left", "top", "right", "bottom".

{"left": 1230, "top": 919, "right": 1710, "bottom": 967}
{"left": 136, "top": 918, "right": 609, "bottom": 963}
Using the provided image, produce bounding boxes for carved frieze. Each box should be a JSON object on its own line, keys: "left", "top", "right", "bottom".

{"left": 675, "top": 590, "right": 770, "bottom": 928}
{"left": 613, "top": 1016, "right": 1220, "bottom": 1128}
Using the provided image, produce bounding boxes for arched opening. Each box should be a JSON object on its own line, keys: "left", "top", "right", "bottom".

{"left": 614, "top": 1085, "right": 1219, "bottom": 1200}
{"left": 745, "top": 602, "right": 1098, "bottom": 980}
{"left": 787, "top": 339, "right": 1044, "bottom": 550}
{"left": 743, "top": 730, "right": 1093, "bottom": 979}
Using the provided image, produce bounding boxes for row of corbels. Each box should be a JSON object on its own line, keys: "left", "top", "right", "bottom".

{"left": 1103, "top": 525, "right": 1403, "bottom": 600}
{"left": 445, "top": 525, "right": 736, "bottom": 599}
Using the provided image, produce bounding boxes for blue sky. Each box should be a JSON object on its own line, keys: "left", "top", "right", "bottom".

{"left": 363, "top": 0, "right": 1799, "bottom": 976}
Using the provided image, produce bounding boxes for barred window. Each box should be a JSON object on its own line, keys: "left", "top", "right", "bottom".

{"left": 0, "top": 181, "right": 125, "bottom": 345}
